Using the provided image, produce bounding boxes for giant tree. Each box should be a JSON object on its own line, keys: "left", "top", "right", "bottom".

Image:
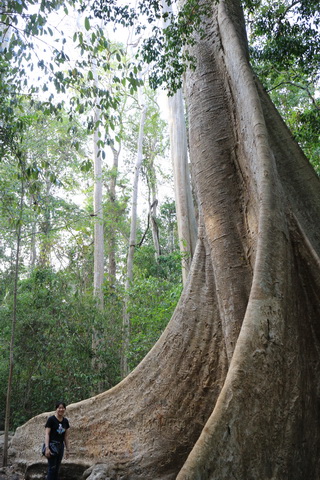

{"left": 9, "top": 0, "right": 320, "bottom": 479}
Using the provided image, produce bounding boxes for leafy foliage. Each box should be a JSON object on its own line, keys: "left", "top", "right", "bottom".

{"left": 92, "top": 0, "right": 210, "bottom": 93}
{"left": 0, "top": 86, "right": 179, "bottom": 431}
{"left": 244, "top": 0, "right": 320, "bottom": 173}
{"left": 0, "top": 267, "right": 123, "bottom": 428}
{"left": 246, "top": 0, "right": 320, "bottom": 78}
{"left": 127, "top": 244, "right": 182, "bottom": 369}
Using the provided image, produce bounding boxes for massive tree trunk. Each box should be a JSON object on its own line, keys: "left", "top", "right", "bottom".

{"left": 9, "top": 0, "right": 320, "bottom": 479}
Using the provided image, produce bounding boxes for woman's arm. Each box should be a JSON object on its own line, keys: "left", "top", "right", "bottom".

{"left": 44, "top": 427, "right": 51, "bottom": 458}
{"left": 64, "top": 428, "right": 70, "bottom": 459}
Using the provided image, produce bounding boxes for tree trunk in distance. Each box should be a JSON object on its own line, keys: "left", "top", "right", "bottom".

{"left": 91, "top": 61, "right": 104, "bottom": 394}
{"left": 29, "top": 196, "right": 37, "bottom": 269}
{"left": 3, "top": 181, "right": 24, "bottom": 467}
{"left": 147, "top": 145, "right": 161, "bottom": 258}
{"left": 93, "top": 65, "right": 104, "bottom": 310}
{"left": 121, "top": 95, "right": 147, "bottom": 378}
{"left": 167, "top": 89, "right": 198, "bottom": 284}
{"left": 108, "top": 145, "right": 120, "bottom": 284}
{"left": 9, "top": 0, "right": 320, "bottom": 479}
{"left": 150, "top": 199, "right": 161, "bottom": 259}
{"left": 162, "top": 0, "right": 197, "bottom": 283}
{"left": 38, "top": 175, "right": 52, "bottom": 267}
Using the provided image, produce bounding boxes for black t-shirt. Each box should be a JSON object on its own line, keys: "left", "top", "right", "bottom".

{"left": 45, "top": 415, "right": 70, "bottom": 443}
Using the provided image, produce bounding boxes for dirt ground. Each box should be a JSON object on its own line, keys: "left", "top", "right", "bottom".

{"left": 0, "top": 464, "right": 24, "bottom": 480}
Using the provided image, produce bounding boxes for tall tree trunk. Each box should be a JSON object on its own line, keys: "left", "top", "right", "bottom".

{"left": 93, "top": 64, "right": 104, "bottom": 310}
{"left": 161, "top": 0, "right": 197, "bottom": 283}
{"left": 167, "top": 89, "right": 198, "bottom": 283}
{"left": 121, "top": 96, "right": 147, "bottom": 378}
{"left": 146, "top": 145, "right": 161, "bottom": 259}
{"left": 150, "top": 199, "right": 161, "bottom": 259}
{"left": 3, "top": 180, "right": 24, "bottom": 467}
{"left": 176, "top": 0, "right": 320, "bottom": 477}
{"left": 9, "top": 1, "right": 320, "bottom": 479}
{"left": 29, "top": 196, "right": 37, "bottom": 269}
{"left": 38, "top": 176, "right": 52, "bottom": 267}
{"left": 91, "top": 61, "right": 104, "bottom": 394}
{"left": 108, "top": 144, "right": 120, "bottom": 284}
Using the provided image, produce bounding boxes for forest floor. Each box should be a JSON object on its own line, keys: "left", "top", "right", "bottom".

{"left": 0, "top": 459, "right": 23, "bottom": 480}
{"left": 0, "top": 467, "right": 23, "bottom": 480}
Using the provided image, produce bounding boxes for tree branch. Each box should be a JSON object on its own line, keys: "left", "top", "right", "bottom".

{"left": 267, "top": 81, "right": 320, "bottom": 110}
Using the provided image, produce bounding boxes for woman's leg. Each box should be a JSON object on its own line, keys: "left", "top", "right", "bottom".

{"left": 46, "top": 447, "right": 64, "bottom": 480}
{"left": 55, "top": 449, "right": 64, "bottom": 479}
{"left": 47, "top": 455, "right": 59, "bottom": 480}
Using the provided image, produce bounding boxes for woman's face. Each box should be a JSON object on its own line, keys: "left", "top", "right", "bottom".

{"left": 56, "top": 404, "right": 66, "bottom": 417}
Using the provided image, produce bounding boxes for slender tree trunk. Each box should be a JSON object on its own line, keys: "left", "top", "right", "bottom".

{"left": 38, "top": 176, "right": 52, "bottom": 267}
{"left": 150, "top": 199, "right": 161, "bottom": 259}
{"left": 121, "top": 96, "right": 147, "bottom": 378}
{"left": 91, "top": 60, "right": 105, "bottom": 394}
{"left": 167, "top": 89, "right": 197, "bottom": 283}
{"left": 161, "top": 0, "right": 197, "bottom": 283}
{"left": 29, "top": 196, "right": 37, "bottom": 269}
{"left": 93, "top": 63, "right": 104, "bottom": 310}
{"left": 147, "top": 147, "right": 161, "bottom": 258}
{"left": 3, "top": 180, "right": 24, "bottom": 467}
{"left": 108, "top": 145, "right": 120, "bottom": 284}
{"left": 9, "top": 1, "right": 320, "bottom": 479}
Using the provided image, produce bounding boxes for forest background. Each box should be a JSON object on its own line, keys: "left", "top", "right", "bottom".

{"left": 0, "top": 0, "right": 319, "bottom": 432}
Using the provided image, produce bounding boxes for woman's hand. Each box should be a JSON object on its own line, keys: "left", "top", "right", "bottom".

{"left": 45, "top": 447, "right": 51, "bottom": 458}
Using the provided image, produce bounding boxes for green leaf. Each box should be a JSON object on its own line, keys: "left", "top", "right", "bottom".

{"left": 84, "top": 17, "right": 90, "bottom": 31}
{"left": 15, "top": 2, "right": 23, "bottom": 14}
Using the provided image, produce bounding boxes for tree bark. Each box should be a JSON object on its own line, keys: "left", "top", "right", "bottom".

{"left": 162, "top": 0, "right": 198, "bottom": 283}
{"left": 121, "top": 95, "right": 147, "bottom": 378}
{"left": 3, "top": 179, "right": 24, "bottom": 467}
{"left": 93, "top": 61, "right": 104, "bottom": 310}
{"left": 38, "top": 175, "right": 52, "bottom": 267}
{"left": 167, "top": 89, "right": 198, "bottom": 283}
{"left": 146, "top": 143, "right": 161, "bottom": 259}
{"left": 91, "top": 60, "right": 105, "bottom": 394}
{"left": 9, "top": 0, "right": 320, "bottom": 479}
{"left": 108, "top": 144, "right": 120, "bottom": 284}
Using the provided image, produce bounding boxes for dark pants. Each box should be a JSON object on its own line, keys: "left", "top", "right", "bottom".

{"left": 47, "top": 443, "right": 64, "bottom": 480}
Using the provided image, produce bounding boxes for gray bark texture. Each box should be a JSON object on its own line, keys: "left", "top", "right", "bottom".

{"left": 162, "top": 0, "right": 197, "bottom": 284}
{"left": 93, "top": 62, "right": 104, "bottom": 309}
{"left": 121, "top": 97, "right": 147, "bottom": 378}
{"left": 8, "top": 0, "right": 320, "bottom": 478}
{"left": 167, "top": 89, "right": 198, "bottom": 284}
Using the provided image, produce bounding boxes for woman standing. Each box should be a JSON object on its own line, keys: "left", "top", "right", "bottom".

{"left": 44, "top": 401, "right": 70, "bottom": 480}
